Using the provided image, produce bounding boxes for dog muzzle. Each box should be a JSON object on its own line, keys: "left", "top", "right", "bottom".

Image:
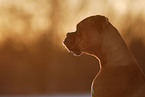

{"left": 63, "top": 32, "right": 82, "bottom": 55}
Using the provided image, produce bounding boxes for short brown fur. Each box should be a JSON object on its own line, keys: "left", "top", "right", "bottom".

{"left": 63, "top": 15, "right": 145, "bottom": 97}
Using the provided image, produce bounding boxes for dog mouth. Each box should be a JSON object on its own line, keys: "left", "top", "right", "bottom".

{"left": 71, "top": 50, "right": 82, "bottom": 55}
{"left": 63, "top": 36, "right": 82, "bottom": 56}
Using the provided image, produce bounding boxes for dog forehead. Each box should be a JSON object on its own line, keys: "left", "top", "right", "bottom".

{"left": 81, "top": 15, "right": 107, "bottom": 23}
{"left": 77, "top": 15, "right": 108, "bottom": 28}
{"left": 76, "top": 15, "right": 109, "bottom": 34}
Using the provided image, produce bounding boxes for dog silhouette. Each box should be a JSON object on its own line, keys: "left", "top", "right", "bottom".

{"left": 63, "top": 15, "right": 145, "bottom": 97}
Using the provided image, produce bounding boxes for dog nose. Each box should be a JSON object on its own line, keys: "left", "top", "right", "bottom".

{"left": 64, "top": 32, "right": 75, "bottom": 45}
{"left": 64, "top": 35, "right": 71, "bottom": 45}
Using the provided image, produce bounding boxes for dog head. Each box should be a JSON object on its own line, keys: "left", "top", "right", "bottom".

{"left": 63, "top": 15, "right": 109, "bottom": 56}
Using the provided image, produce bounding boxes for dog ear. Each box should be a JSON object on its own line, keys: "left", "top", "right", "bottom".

{"left": 93, "top": 16, "right": 109, "bottom": 33}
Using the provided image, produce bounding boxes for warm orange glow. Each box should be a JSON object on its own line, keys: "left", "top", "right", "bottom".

{"left": 0, "top": 0, "right": 145, "bottom": 95}
{"left": 0, "top": 0, "right": 145, "bottom": 44}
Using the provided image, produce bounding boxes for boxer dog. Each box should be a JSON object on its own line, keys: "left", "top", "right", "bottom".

{"left": 63, "top": 15, "right": 145, "bottom": 97}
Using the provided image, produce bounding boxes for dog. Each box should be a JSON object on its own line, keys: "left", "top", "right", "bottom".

{"left": 63, "top": 15, "right": 145, "bottom": 97}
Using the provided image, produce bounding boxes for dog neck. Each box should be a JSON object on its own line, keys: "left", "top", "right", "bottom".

{"left": 93, "top": 26, "right": 138, "bottom": 70}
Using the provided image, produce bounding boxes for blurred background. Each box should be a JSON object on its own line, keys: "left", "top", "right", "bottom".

{"left": 0, "top": 0, "right": 145, "bottom": 96}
